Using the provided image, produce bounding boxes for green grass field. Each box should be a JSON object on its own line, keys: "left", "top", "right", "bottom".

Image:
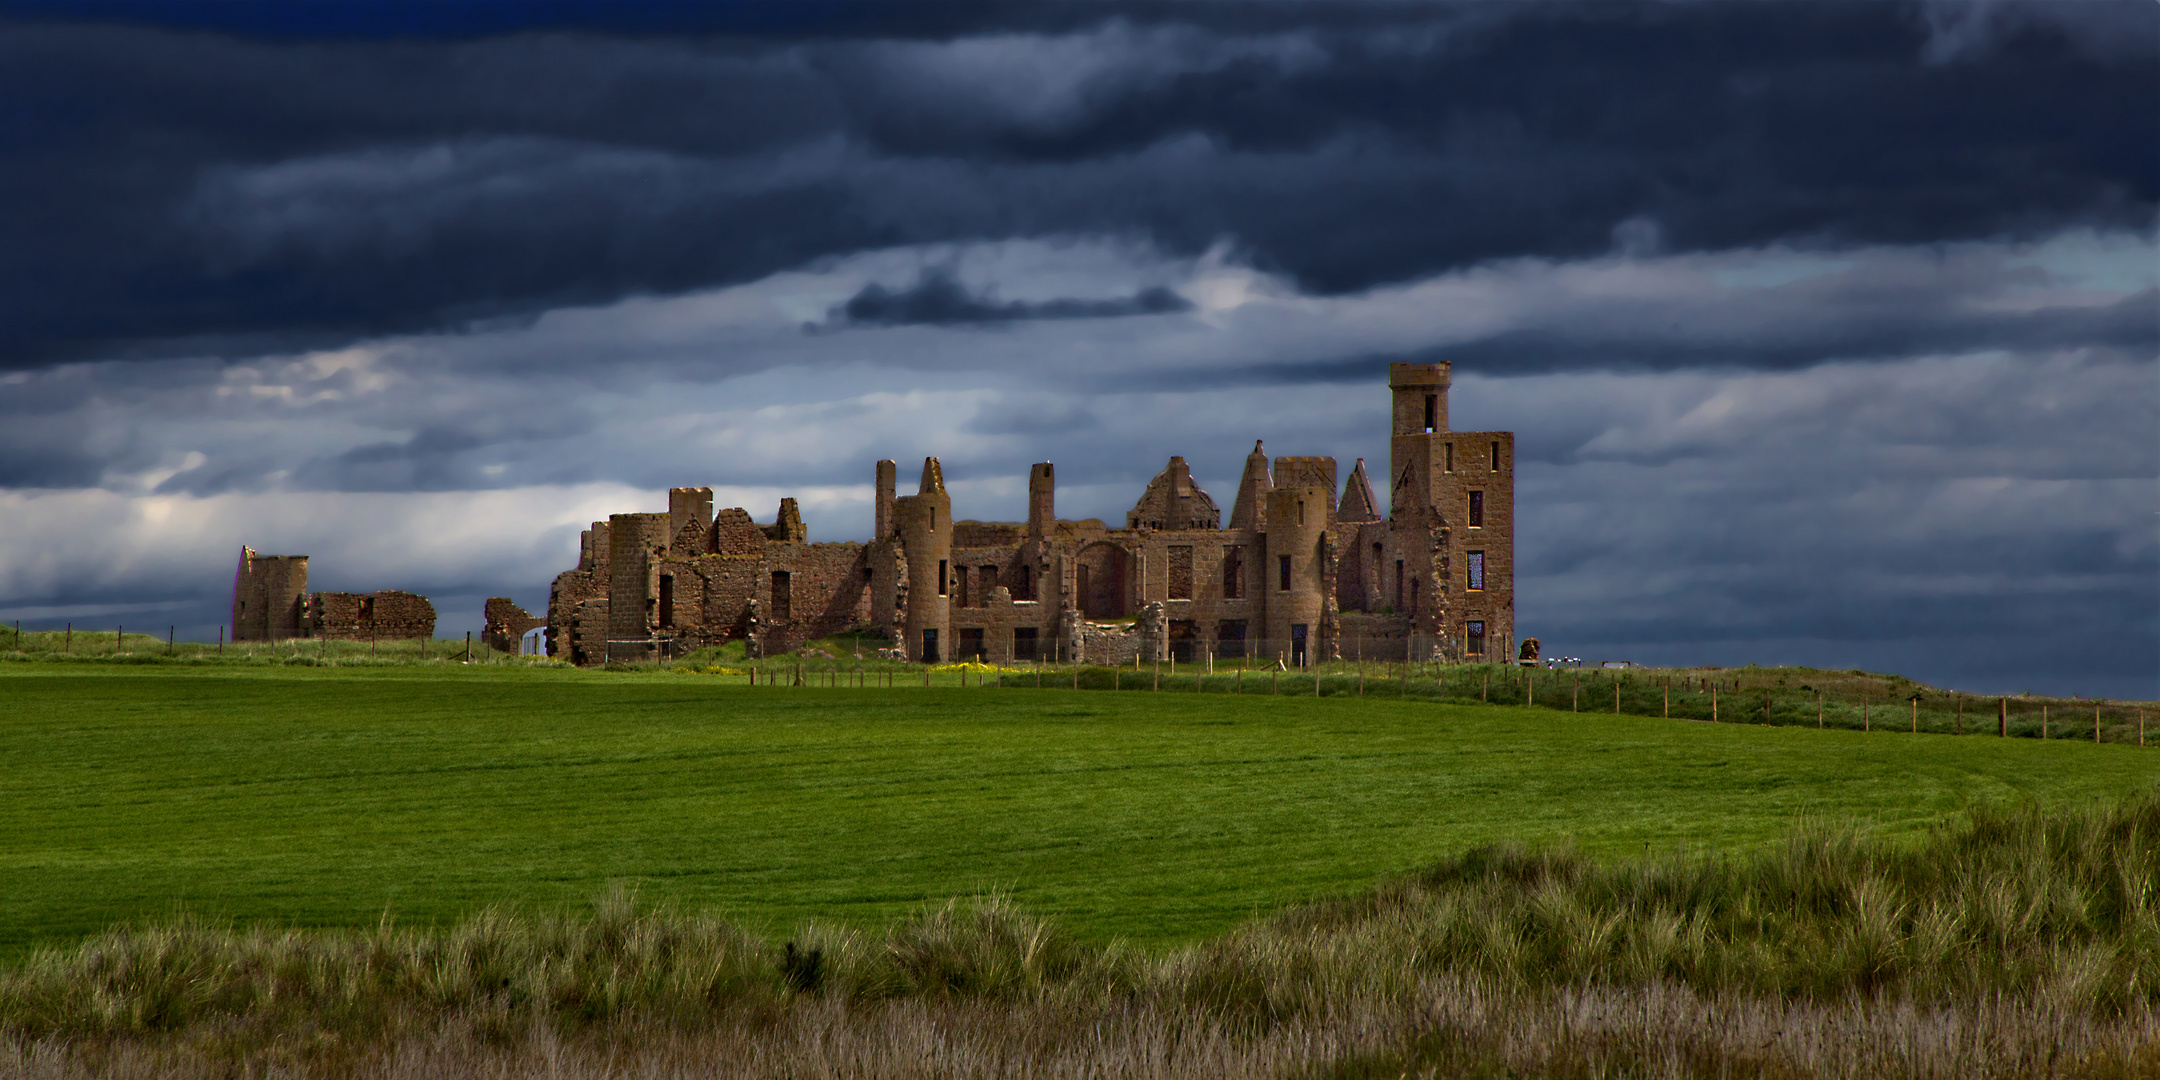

{"left": 0, "top": 661, "right": 2151, "bottom": 957}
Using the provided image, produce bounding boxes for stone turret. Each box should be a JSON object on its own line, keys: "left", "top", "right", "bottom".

{"left": 1263, "top": 483, "right": 1331, "bottom": 667}
{"left": 1227, "top": 440, "right": 1272, "bottom": 531}
{"left": 893, "top": 457, "right": 953, "bottom": 661}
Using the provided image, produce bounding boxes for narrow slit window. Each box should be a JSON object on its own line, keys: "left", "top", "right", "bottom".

{"left": 1445, "top": 443, "right": 1454, "bottom": 472}
{"left": 937, "top": 559, "right": 948, "bottom": 596}
{"left": 1490, "top": 441, "right": 1500, "bottom": 470}
{"left": 1395, "top": 559, "right": 1404, "bottom": 609}
{"left": 1423, "top": 394, "right": 1437, "bottom": 432}
{"left": 1468, "top": 491, "right": 1483, "bottom": 527}
{"left": 1466, "top": 551, "right": 1485, "bottom": 591}
{"left": 659, "top": 574, "right": 675, "bottom": 626}
{"left": 1221, "top": 546, "right": 1243, "bottom": 599}
{"left": 1278, "top": 554, "right": 1292, "bottom": 592}
{"left": 770, "top": 570, "right": 790, "bottom": 621}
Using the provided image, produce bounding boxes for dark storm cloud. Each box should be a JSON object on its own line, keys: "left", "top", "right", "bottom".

{"left": 0, "top": 0, "right": 2150, "bottom": 369}
{"left": 827, "top": 267, "right": 1190, "bottom": 327}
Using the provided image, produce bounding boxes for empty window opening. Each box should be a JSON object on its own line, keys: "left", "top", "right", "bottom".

{"left": 1291, "top": 623, "right": 1309, "bottom": 667}
{"left": 1167, "top": 546, "right": 1193, "bottom": 600}
{"left": 955, "top": 565, "right": 970, "bottom": 608}
{"left": 921, "top": 627, "right": 940, "bottom": 663}
{"left": 1168, "top": 619, "right": 1200, "bottom": 663}
{"left": 1423, "top": 394, "right": 1437, "bottom": 432}
{"left": 359, "top": 597, "right": 375, "bottom": 623}
{"left": 958, "top": 627, "right": 986, "bottom": 660}
{"left": 1216, "top": 619, "right": 1248, "bottom": 658}
{"left": 1395, "top": 559, "right": 1405, "bottom": 609}
{"left": 1279, "top": 554, "right": 1293, "bottom": 592}
{"left": 1017, "top": 564, "right": 1031, "bottom": 601}
{"left": 659, "top": 575, "right": 675, "bottom": 627}
{"left": 1221, "top": 546, "right": 1244, "bottom": 599}
{"left": 1466, "top": 620, "right": 1486, "bottom": 656}
{"left": 981, "top": 565, "right": 1000, "bottom": 604}
{"left": 1013, "top": 626, "right": 1040, "bottom": 661}
{"left": 862, "top": 566, "right": 874, "bottom": 582}
{"left": 1445, "top": 443, "right": 1455, "bottom": 472}
{"left": 937, "top": 560, "right": 948, "bottom": 597}
{"left": 1467, "top": 551, "right": 1485, "bottom": 591}
{"left": 1468, "top": 491, "right": 1484, "bottom": 527}
{"left": 1411, "top": 578, "right": 1421, "bottom": 619}
{"left": 770, "top": 570, "right": 791, "bottom": 621}
{"left": 1490, "top": 441, "right": 1501, "bottom": 470}
{"left": 1297, "top": 500, "right": 1305, "bottom": 526}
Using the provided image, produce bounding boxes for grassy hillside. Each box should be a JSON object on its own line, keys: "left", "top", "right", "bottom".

{"left": 3, "top": 794, "right": 2154, "bottom": 1078}
{"left": 0, "top": 662, "right": 2150, "bottom": 957}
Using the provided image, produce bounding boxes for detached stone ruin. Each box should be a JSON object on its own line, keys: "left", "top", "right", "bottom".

{"left": 545, "top": 362, "right": 1516, "bottom": 666}
{"left": 230, "top": 548, "right": 436, "bottom": 642}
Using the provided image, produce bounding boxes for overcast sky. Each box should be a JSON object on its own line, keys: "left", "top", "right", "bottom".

{"left": 0, "top": 0, "right": 2152, "bottom": 698}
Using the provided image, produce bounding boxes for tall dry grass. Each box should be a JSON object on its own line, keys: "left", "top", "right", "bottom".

{"left": 3, "top": 793, "right": 2155, "bottom": 1078}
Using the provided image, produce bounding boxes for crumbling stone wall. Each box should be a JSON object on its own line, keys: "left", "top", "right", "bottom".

{"left": 484, "top": 598, "right": 545, "bottom": 653}
{"left": 232, "top": 546, "right": 438, "bottom": 643}
{"left": 309, "top": 591, "right": 436, "bottom": 641}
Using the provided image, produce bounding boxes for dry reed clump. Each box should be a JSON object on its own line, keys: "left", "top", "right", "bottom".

{"left": 1, "top": 795, "right": 2155, "bottom": 1078}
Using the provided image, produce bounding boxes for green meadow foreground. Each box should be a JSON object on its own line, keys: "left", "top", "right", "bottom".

{"left": 2, "top": 662, "right": 2156, "bottom": 1077}
{"left": 0, "top": 661, "right": 2150, "bottom": 952}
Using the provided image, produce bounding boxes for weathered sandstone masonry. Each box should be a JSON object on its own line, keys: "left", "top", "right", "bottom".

{"left": 231, "top": 547, "right": 438, "bottom": 641}
{"left": 546, "top": 363, "right": 1514, "bottom": 665}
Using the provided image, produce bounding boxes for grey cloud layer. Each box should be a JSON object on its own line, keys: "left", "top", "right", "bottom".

{"left": 1, "top": 1, "right": 2151, "bottom": 367}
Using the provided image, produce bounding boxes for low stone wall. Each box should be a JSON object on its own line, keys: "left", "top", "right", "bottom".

{"left": 309, "top": 591, "right": 436, "bottom": 641}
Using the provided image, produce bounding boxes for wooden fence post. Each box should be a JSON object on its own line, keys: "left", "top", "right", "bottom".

{"left": 465, "top": 631, "right": 471, "bottom": 661}
{"left": 1817, "top": 690, "right": 1823, "bottom": 729}
{"left": 1998, "top": 697, "right": 2007, "bottom": 737}
{"left": 2095, "top": 702, "right": 2101, "bottom": 744}
{"left": 167, "top": 626, "right": 174, "bottom": 655}
{"left": 1711, "top": 686, "right": 1717, "bottom": 722}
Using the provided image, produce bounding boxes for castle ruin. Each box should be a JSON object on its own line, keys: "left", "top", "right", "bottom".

{"left": 230, "top": 548, "right": 437, "bottom": 642}
{"left": 545, "top": 362, "right": 1514, "bottom": 666}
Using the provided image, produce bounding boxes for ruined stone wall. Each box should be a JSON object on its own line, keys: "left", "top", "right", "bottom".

{"left": 309, "top": 591, "right": 436, "bottom": 641}
{"left": 484, "top": 598, "right": 544, "bottom": 653}
{"left": 546, "top": 522, "right": 611, "bottom": 661}
{"left": 759, "top": 542, "right": 871, "bottom": 652}
{"left": 1338, "top": 611, "right": 1417, "bottom": 661}
{"left": 1069, "top": 618, "right": 1142, "bottom": 666}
